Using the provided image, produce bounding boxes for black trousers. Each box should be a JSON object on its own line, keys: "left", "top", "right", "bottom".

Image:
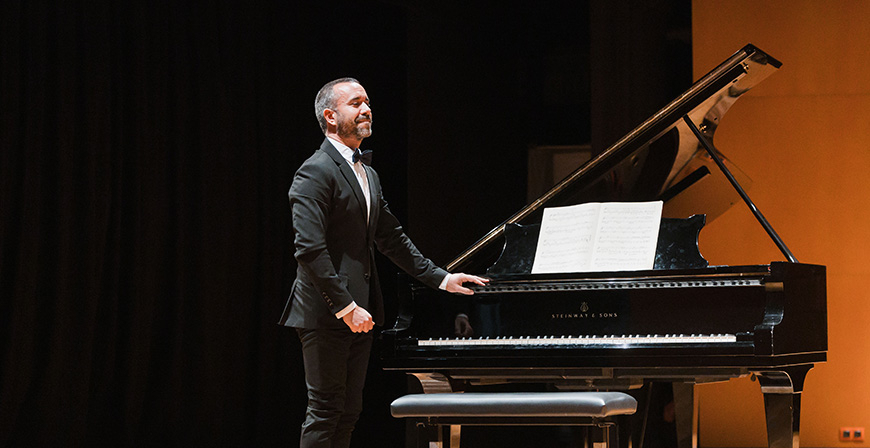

{"left": 296, "top": 327, "right": 374, "bottom": 448}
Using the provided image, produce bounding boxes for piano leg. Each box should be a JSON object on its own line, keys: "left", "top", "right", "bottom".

{"left": 755, "top": 364, "right": 814, "bottom": 448}
{"left": 673, "top": 382, "right": 699, "bottom": 448}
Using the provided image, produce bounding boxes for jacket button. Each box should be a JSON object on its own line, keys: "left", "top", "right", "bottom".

{"left": 364, "top": 273, "right": 370, "bottom": 280}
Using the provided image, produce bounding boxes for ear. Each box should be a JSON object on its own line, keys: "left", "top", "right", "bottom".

{"left": 323, "top": 108, "right": 337, "bottom": 127}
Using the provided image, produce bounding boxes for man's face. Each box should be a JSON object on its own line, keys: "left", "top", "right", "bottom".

{"left": 331, "top": 82, "right": 372, "bottom": 141}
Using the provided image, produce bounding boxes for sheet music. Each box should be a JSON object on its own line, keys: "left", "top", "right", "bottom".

{"left": 531, "top": 201, "right": 663, "bottom": 274}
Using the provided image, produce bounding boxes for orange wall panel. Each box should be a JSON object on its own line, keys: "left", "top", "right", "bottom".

{"left": 693, "top": 1, "right": 870, "bottom": 446}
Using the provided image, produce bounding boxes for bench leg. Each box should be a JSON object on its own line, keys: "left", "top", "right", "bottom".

{"left": 449, "top": 425, "right": 461, "bottom": 448}
{"left": 416, "top": 422, "right": 461, "bottom": 448}
{"left": 589, "top": 423, "right": 618, "bottom": 448}
{"left": 415, "top": 420, "right": 622, "bottom": 448}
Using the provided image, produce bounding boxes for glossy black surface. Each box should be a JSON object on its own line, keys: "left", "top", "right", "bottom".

{"left": 382, "top": 262, "right": 826, "bottom": 369}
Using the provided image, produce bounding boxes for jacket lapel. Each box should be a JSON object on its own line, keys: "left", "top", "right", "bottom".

{"left": 320, "top": 139, "right": 369, "bottom": 225}
{"left": 364, "top": 165, "right": 379, "bottom": 238}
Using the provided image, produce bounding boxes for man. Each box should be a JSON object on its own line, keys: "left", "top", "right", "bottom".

{"left": 279, "top": 77, "right": 487, "bottom": 448}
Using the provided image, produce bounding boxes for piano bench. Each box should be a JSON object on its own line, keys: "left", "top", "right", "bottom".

{"left": 390, "top": 391, "right": 637, "bottom": 448}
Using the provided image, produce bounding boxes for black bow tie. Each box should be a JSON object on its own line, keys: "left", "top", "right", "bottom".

{"left": 352, "top": 148, "right": 373, "bottom": 165}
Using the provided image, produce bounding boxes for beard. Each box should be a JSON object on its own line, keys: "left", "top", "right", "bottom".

{"left": 337, "top": 113, "right": 372, "bottom": 140}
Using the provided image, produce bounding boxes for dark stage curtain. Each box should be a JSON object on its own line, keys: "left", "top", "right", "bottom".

{"left": 0, "top": 2, "right": 413, "bottom": 446}
{"left": 1, "top": 1, "right": 691, "bottom": 446}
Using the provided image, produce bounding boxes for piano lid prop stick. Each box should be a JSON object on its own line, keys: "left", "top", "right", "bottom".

{"left": 681, "top": 115, "right": 798, "bottom": 263}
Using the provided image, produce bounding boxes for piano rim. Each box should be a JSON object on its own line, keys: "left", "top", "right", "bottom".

{"left": 381, "top": 350, "right": 827, "bottom": 371}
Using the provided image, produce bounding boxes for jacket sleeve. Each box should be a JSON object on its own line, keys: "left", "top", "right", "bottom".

{"left": 288, "top": 160, "right": 355, "bottom": 314}
{"left": 370, "top": 170, "right": 449, "bottom": 289}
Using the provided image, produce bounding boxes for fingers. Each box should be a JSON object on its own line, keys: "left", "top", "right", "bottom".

{"left": 445, "top": 273, "right": 490, "bottom": 295}
{"left": 343, "top": 306, "right": 375, "bottom": 333}
{"left": 455, "top": 286, "right": 474, "bottom": 295}
{"left": 454, "top": 273, "right": 488, "bottom": 286}
{"left": 349, "top": 321, "right": 373, "bottom": 333}
{"left": 462, "top": 274, "right": 489, "bottom": 286}
{"left": 352, "top": 307, "right": 374, "bottom": 333}
{"left": 351, "top": 322, "right": 373, "bottom": 333}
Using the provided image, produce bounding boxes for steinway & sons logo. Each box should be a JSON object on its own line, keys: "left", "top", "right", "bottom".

{"left": 551, "top": 302, "right": 618, "bottom": 319}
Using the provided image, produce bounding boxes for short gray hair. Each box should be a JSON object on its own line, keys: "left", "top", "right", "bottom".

{"left": 314, "top": 77, "right": 360, "bottom": 134}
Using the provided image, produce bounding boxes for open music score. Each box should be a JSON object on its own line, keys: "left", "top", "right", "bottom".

{"left": 531, "top": 201, "right": 663, "bottom": 274}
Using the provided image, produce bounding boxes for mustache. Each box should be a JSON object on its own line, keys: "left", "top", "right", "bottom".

{"left": 356, "top": 114, "right": 372, "bottom": 123}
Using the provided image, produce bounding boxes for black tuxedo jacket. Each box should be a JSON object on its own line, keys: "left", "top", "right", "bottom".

{"left": 279, "top": 139, "right": 448, "bottom": 329}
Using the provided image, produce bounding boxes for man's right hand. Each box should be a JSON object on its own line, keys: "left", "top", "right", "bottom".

{"left": 342, "top": 305, "right": 374, "bottom": 333}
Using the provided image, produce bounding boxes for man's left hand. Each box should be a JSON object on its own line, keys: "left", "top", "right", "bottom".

{"left": 444, "top": 273, "right": 489, "bottom": 295}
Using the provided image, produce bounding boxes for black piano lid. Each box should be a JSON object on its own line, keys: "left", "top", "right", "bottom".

{"left": 446, "top": 44, "right": 782, "bottom": 274}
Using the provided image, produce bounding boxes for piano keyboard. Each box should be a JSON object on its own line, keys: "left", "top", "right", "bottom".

{"left": 419, "top": 334, "right": 737, "bottom": 347}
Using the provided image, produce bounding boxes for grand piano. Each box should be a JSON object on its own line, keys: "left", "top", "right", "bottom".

{"left": 381, "top": 44, "right": 827, "bottom": 448}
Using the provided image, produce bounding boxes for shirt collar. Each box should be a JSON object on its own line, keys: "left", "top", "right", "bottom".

{"left": 327, "top": 136, "right": 358, "bottom": 165}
